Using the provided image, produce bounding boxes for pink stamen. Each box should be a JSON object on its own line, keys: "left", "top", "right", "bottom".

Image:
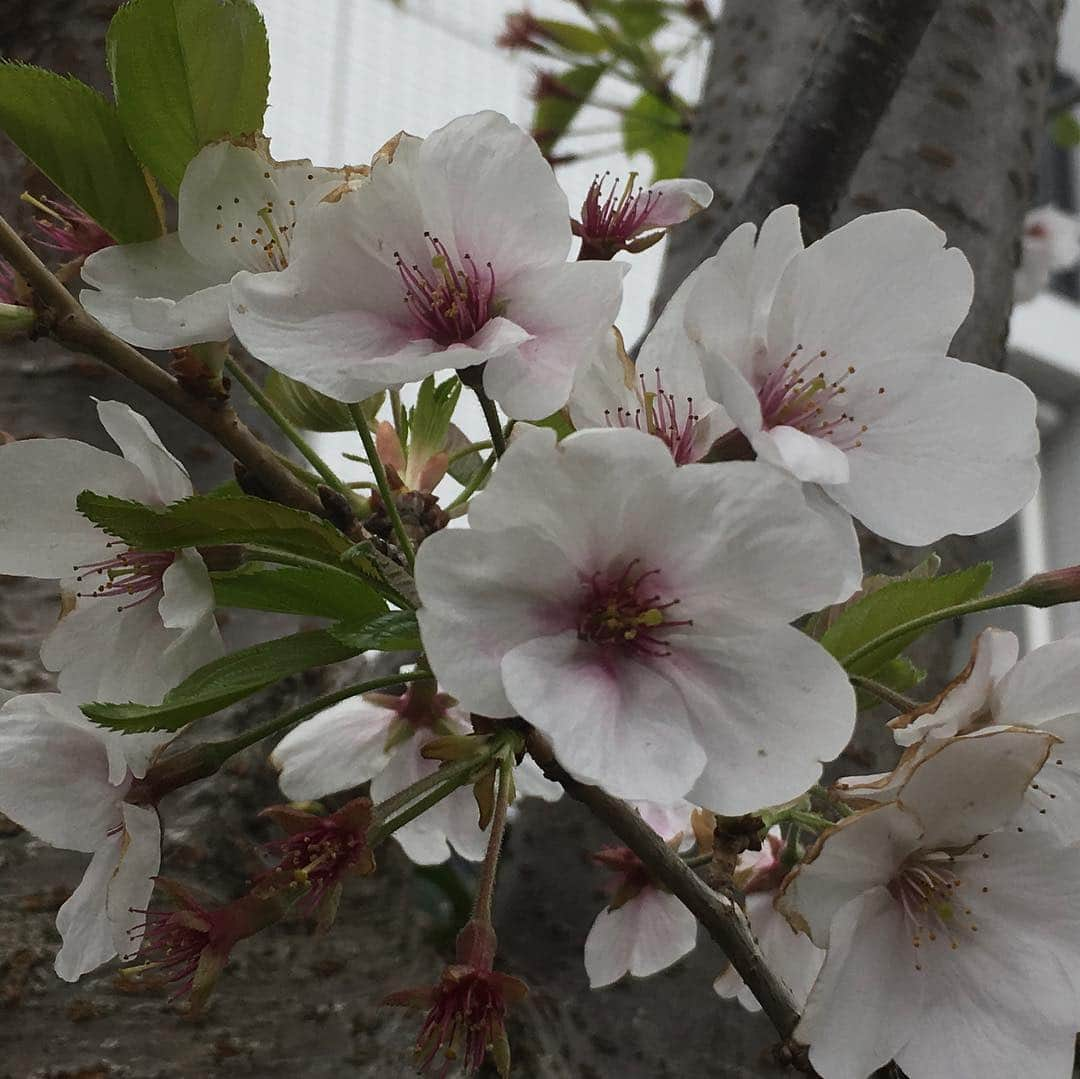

{"left": 604, "top": 366, "right": 700, "bottom": 464}
{"left": 73, "top": 546, "right": 175, "bottom": 611}
{"left": 579, "top": 172, "right": 662, "bottom": 244}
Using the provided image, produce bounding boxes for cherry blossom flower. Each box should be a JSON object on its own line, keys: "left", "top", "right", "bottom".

{"left": 840, "top": 628, "right": 1080, "bottom": 845}
{"left": 713, "top": 827, "right": 823, "bottom": 1013}
{"left": 678, "top": 205, "right": 1039, "bottom": 545}
{"left": 271, "top": 679, "right": 560, "bottom": 865}
{"left": 0, "top": 692, "right": 163, "bottom": 980}
{"left": 229, "top": 111, "right": 626, "bottom": 420}
{"left": 1014, "top": 204, "right": 1080, "bottom": 304}
{"left": 0, "top": 399, "right": 222, "bottom": 708}
{"left": 781, "top": 728, "right": 1080, "bottom": 1079}
{"left": 415, "top": 425, "right": 858, "bottom": 812}
{"left": 80, "top": 139, "right": 348, "bottom": 349}
{"left": 573, "top": 172, "right": 713, "bottom": 259}
{"left": 386, "top": 919, "right": 527, "bottom": 1077}
{"left": 27, "top": 194, "right": 114, "bottom": 260}
{"left": 584, "top": 800, "right": 698, "bottom": 987}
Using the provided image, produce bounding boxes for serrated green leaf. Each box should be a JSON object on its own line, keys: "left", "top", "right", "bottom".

{"left": 537, "top": 18, "right": 608, "bottom": 54}
{"left": 0, "top": 64, "right": 162, "bottom": 243}
{"left": 262, "top": 371, "right": 377, "bottom": 433}
{"left": 83, "top": 628, "right": 358, "bottom": 732}
{"left": 855, "top": 657, "right": 926, "bottom": 711}
{"left": 822, "top": 564, "right": 993, "bottom": 677}
{"left": 533, "top": 62, "right": 606, "bottom": 156}
{"left": 212, "top": 564, "right": 387, "bottom": 622}
{"left": 77, "top": 492, "right": 351, "bottom": 562}
{"left": 1052, "top": 112, "right": 1080, "bottom": 149}
{"left": 331, "top": 611, "right": 421, "bottom": 653}
{"left": 622, "top": 91, "right": 689, "bottom": 180}
{"left": 106, "top": 0, "right": 270, "bottom": 195}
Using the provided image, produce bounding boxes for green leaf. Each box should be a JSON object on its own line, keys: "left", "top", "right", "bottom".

{"left": 822, "top": 564, "right": 993, "bottom": 677}
{"left": 0, "top": 64, "right": 162, "bottom": 243}
{"left": 622, "top": 92, "right": 689, "bottom": 180}
{"left": 445, "top": 423, "right": 485, "bottom": 487}
{"left": 84, "top": 628, "right": 358, "bottom": 732}
{"left": 1052, "top": 112, "right": 1080, "bottom": 149}
{"left": 263, "top": 371, "right": 379, "bottom": 433}
{"left": 106, "top": 0, "right": 270, "bottom": 195}
{"left": 529, "top": 409, "right": 575, "bottom": 440}
{"left": 409, "top": 376, "right": 461, "bottom": 459}
{"left": 331, "top": 611, "right": 421, "bottom": 653}
{"left": 855, "top": 657, "right": 926, "bottom": 711}
{"left": 212, "top": 564, "right": 387, "bottom": 622}
{"left": 77, "top": 492, "right": 352, "bottom": 562}
{"left": 532, "top": 62, "right": 606, "bottom": 155}
{"left": 595, "top": 0, "right": 668, "bottom": 41}
{"left": 537, "top": 18, "right": 608, "bottom": 54}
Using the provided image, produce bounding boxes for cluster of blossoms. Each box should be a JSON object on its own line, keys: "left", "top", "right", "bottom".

{"left": 4, "top": 103, "right": 1078, "bottom": 1079}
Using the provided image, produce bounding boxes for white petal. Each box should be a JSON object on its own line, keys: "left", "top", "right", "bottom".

{"left": 897, "top": 728, "right": 1054, "bottom": 848}
{"left": 415, "top": 523, "right": 581, "bottom": 718}
{"left": 108, "top": 804, "right": 161, "bottom": 958}
{"left": 992, "top": 637, "right": 1080, "bottom": 729}
{"left": 584, "top": 888, "right": 698, "bottom": 987}
{"left": 502, "top": 632, "right": 706, "bottom": 802}
{"left": 827, "top": 357, "right": 1039, "bottom": 545}
{"left": 481, "top": 260, "right": 626, "bottom": 420}
{"left": 272, "top": 697, "right": 394, "bottom": 801}
{"left": 632, "top": 799, "right": 695, "bottom": 843}
{"left": 752, "top": 425, "right": 850, "bottom": 485}
{"left": 767, "top": 209, "right": 973, "bottom": 370}
{"left": 442, "top": 781, "right": 490, "bottom": 862}
{"left": 631, "top": 178, "right": 713, "bottom": 231}
{"left": 371, "top": 737, "right": 452, "bottom": 865}
{"left": 0, "top": 438, "right": 146, "bottom": 578}
{"left": 0, "top": 693, "right": 120, "bottom": 851}
{"left": 567, "top": 326, "right": 639, "bottom": 431}
{"left": 421, "top": 111, "right": 572, "bottom": 270}
{"left": 80, "top": 234, "right": 233, "bottom": 348}
{"left": 512, "top": 755, "right": 563, "bottom": 802}
{"left": 778, "top": 802, "right": 921, "bottom": 946}
{"left": 95, "top": 400, "right": 192, "bottom": 505}
{"left": 797, "top": 887, "right": 924, "bottom": 1079}
{"left": 54, "top": 836, "right": 123, "bottom": 980}
{"left": 671, "top": 626, "right": 855, "bottom": 815}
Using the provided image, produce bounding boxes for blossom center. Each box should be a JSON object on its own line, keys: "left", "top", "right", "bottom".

{"left": 756, "top": 344, "right": 882, "bottom": 450}
{"left": 578, "top": 558, "right": 691, "bottom": 658}
{"left": 888, "top": 852, "right": 975, "bottom": 966}
{"left": 580, "top": 171, "right": 660, "bottom": 244}
{"left": 396, "top": 234, "right": 498, "bottom": 346}
{"left": 74, "top": 543, "right": 175, "bottom": 611}
{"left": 216, "top": 187, "right": 302, "bottom": 272}
{"left": 605, "top": 366, "right": 699, "bottom": 464}
{"left": 128, "top": 908, "right": 212, "bottom": 996}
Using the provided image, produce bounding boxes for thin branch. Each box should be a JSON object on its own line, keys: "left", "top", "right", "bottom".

{"left": 0, "top": 213, "right": 323, "bottom": 516}
{"left": 704, "top": 0, "right": 942, "bottom": 247}
{"left": 525, "top": 730, "right": 803, "bottom": 1042}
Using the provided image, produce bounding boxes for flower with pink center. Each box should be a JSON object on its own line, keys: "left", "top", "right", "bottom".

{"left": 0, "top": 691, "right": 164, "bottom": 980}
{"left": 713, "top": 827, "right": 823, "bottom": 1013}
{"left": 229, "top": 111, "right": 626, "bottom": 420}
{"left": 271, "top": 677, "right": 560, "bottom": 866}
{"left": 81, "top": 138, "right": 348, "bottom": 349}
{"left": 573, "top": 171, "right": 713, "bottom": 259}
{"left": 386, "top": 919, "right": 527, "bottom": 1078}
{"left": 583, "top": 800, "right": 699, "bottom": 987}
{"left": 1014, "top": 204, "right": 1080, "bottom": 304}
{"left": 780, "top": 728, "right": 1080, "bottom": 1079}
{"left": 415, "top": 425, "right": 858, "bottom": 811}
{"left": 0, "top": 399, "right": 222, "bottom": 707}
{"left": 27, "top": 194, "right": 114, "bottom": 260}
{"left": 669, "top": 205, "right": 1039, "bottom": 545}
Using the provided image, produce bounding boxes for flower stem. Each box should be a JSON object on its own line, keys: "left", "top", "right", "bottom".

{"left": 445, "top": 440, "right": 492, "bottom": 466}
{"left": 849, "top": 674, "right": 922, "bottom": 714}
{"left": 142, "top": 672, "right": 428, "bottom": 799}
{"left": 348, "top": 403, "right": 416, "bottom": 573}
{"left": 224, "top": 355, "right": 357, "bottom": 504}
{"left": 473, "top": 387, "right": 508, "bottom": 458}
{"left": 371, "top": 750, "right": 496, "bottom": 826}
{"left": 445, "top": 425, "right": 512, "bottom": 512}
{"left": 472, "top": 752, "right": 514, "bottom": 925}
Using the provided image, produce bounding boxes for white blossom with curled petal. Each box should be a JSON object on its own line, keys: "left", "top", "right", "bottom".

{"left": 713, "top": 827, "right": 823, "bottom": 1013}
{"left": 781, "top": 729, "right": 1080, "bottom": 1079}
{"left": 415, "top": 424, "right": 858, "bottom": 812}
{"left": 230, "top": 111, "right": 626, "bottom": 420}
{"left": 583, "top": 800, "right": 698, "bottom": 988}
{"left": 1014, "top": 205, "right": 1080, "bottom": 304}
{"left": 0, "top": 400, "right": 222, "bottom": 718}
{"left": 80, "top": 139, "right": 349, "bottom": 349}
{"left": 0, "top": 693, "right": 163, "bottom": 980}
{"left": 271, "top": 679, "right": 560, "bottom": 866}
{"left": 672, "top": 205, "right": 1039, "bottom": 545}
